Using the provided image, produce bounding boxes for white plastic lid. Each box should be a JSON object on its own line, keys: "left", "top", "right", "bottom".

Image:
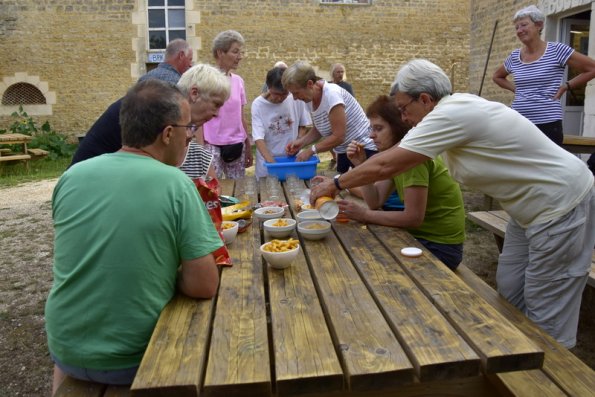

{"left": 318, "top": 201, "right": 339, "bottom": 220}
{"left": 400, "top": 247, "right": 423, "bottom": 257}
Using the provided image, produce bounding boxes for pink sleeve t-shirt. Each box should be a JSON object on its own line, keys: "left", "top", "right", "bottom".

{"left": 203, "top": 73, "right": 247, "bottom": 145}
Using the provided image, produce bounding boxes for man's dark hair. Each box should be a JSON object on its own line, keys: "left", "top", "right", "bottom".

{"left": 266, "top": 67, "right": 286, "bottom": 92}
{"left": 120, "top": 79, "right": 185, "bottom": 148}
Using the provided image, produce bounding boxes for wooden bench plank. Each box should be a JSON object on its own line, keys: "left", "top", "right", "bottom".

{"left": 486, "top": 370, "right": 566, "bottom": 397}
{"left": 104, "top": 386, "right": 131, "bottom": 397}
{"left": 334, "top": 221, "right": 481, "bottom": 382}
{"left": 202, "top": 178, "right": 271, "bottom": 397}
{"left": 467, "top": 211, "right": 508, "bottom": 237}
{"left": 259, "top": 179, "right": 344, "bottom": 395}
{"left": 27, "top": 147, "right": 49, "bottom": 156}
{"left": 370, "top": 225, "right": 544, "bottom": 374}
{"left": 0, "top": 154, "right": 31, "bottom": 161}
{"left": 55, "top": 377, "right": 106, "bottom": 397}
{"left": 562, "top": 134, "right": 595, "bottom": 154}
{"left": 457, "top": 265, "right": 595, "bottom": 396}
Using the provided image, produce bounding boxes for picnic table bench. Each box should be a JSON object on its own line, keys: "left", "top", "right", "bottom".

{"left": 562, "top": 134, "right": 595, "bottom": 154}
{"left": 0, "top": 133, "right": 32, "bottom": 170}
{"left": 55, "top": 177, "right": 595, "bottom": 397}
{"left": 467, "top": 210, "right": 595, "bottom": 289}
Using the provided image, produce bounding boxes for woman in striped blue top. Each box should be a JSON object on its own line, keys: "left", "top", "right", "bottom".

{"left": 493, "top": 5, "right": 595, "bottom": 145}
{"left": 281, "top": 61, "right": 377, "bottom": 173}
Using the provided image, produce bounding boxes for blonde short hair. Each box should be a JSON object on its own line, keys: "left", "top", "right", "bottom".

{"left": 177, "top": 64, "right": 231, "bottom": 101}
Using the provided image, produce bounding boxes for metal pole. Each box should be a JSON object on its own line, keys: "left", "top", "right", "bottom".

{"left": 478, "top": 20, "right": 498, "bottom": 96}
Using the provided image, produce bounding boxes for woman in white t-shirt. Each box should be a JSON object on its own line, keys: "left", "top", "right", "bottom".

{"left": 252, "top": 67, "right": 312, "bottom": 179}
{"left": 282, "top": 61, "right": 377, "bottom": 173}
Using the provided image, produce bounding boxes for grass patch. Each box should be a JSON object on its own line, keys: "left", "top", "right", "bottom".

{"left": 0, "top": 157, "right": 69, "bottom": 188}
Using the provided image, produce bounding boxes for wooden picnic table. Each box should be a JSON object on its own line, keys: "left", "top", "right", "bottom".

{"left": 562, "top": 134, "right": 595, "bottom": 154}
{"left": 0, "top": 133, "right": 32, "bottom": 170}
{"left": 128, "top": 176, "right": 551, "bottom": 397}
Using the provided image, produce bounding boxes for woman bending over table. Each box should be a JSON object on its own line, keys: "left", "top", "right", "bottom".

{"left": 336, "top": 95, "right": 466, "bottom": 270}
{"left": 282, "top": 61, "right": 377, "bottom": 173}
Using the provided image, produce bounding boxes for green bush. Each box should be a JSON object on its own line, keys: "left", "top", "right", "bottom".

{"left": 0, "top": 106, "right": 76, "bottom": 160}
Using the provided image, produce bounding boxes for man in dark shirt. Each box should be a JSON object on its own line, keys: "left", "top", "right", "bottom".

{"left": 329, "top": 63, "right": 354, "bottom": 97}
{"left": 71, "top": 39, "right": 193, "bottom": 166}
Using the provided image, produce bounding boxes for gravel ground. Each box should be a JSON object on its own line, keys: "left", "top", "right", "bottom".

{"left": 0, "top": 179, "right": 56, "bottom": 396}
{"left": 0, "top": 179, "right": 592, "bottom": 396}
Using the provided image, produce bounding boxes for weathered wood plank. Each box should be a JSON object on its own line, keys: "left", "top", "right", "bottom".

{"left": 260, "top": 176, "right": 344, "bottom": 395}
{"left": 467, "top": 211, "right": 507, "bottom": 237}
{"left": 54, "top": 377, "right": 106, "bottom": 397}
{"left": 334, "top": 221, "right": 481, "bottom": 382}
{"left": 0, "top": 154, "right": 31, "bottom": 161}
{"left": 104, "top": 386, "right": 131, "bottom": 397}
{"left": 202, "top": 178, "right": 271, "bottom": 397}
{"left": 488, "top": 369, "right": 566, "bottom": 397}
{"left": 457, "top": 265, "right": 595, "bottom": 396}
{"left": 370, "top": 225, "right": 544, "bottom": 374}
{"left": 301, "top": 229, "right": 415, "bottom": 391}
{"left": 291, "top": 375, "right": 501, "bottom": 397}
{"left": 562, "top": 134, "right": 595, "bottom": 153}
{"left": 130, "top": 295, "right": 214, "bottom": 397}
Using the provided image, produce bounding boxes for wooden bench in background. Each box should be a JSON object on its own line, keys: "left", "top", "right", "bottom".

{"left": 27, "top": 147, "right": 49, "bottom": 159}
{"left": 468, "top": 210, "right": 595, "bottom": 288}
{"left": 0, "top": 133, "right": 33, "bottom": 170}
{"left": 54, "top": 376, "right": 129, "bottom": 396}
{"left": 562, "top": 134, "right": 595, "bottom": 154}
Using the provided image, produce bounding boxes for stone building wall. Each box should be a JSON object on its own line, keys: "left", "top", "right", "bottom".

{"left": 0, "top": 0, "right": 136, "bottom": 135}
{"left": 0, "top": 0, "right": 470, "bottom": 138}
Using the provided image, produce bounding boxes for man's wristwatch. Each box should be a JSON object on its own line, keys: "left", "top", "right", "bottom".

{"left": 311, "top": 145, "right": 317, "bottom": 155}
{"left": 334, "top": 174, "right": 343, "bottom": 190}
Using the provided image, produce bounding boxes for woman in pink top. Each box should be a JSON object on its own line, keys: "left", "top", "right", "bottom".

{"left": 202, "top": 30, "right": 253, "bottom": 179}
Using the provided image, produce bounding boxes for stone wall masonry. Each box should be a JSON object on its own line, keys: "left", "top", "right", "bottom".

{"left": 1, "top": 0, "right": 469, "bottom": 138}
{"left": 0, "top": 1, "right": 136, "bottom": 136}
{"left": 193, "top": 0, "right": 470, "bottom": 131}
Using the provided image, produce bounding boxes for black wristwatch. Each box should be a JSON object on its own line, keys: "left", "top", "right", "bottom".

{"left": 333, "top": 174, "right": 343, "bottom": 191}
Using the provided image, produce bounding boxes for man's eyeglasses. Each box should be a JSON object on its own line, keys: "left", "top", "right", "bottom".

{"left": 171, "top": 124, "right": 199, "bottom": 137}
{"left": 397, "top": 97, "right": 417, "bottom": 114}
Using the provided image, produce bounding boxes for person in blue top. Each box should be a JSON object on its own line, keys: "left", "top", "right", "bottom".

{"left": 493, "top": 5, "right": 595, "bottom": 145}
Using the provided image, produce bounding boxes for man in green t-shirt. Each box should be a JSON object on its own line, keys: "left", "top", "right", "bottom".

{"left": 46, "top": 80, "right": 223, "bottom": 393}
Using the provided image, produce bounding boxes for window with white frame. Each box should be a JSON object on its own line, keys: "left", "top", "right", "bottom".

{"left": 147, "top": 0, "right": 186, "bottom": 50}
{"left": 320, "top": 0, "right": 371, "bottom": 4}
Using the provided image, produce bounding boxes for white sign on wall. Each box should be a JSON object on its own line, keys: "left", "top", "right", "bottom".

{"left": 147, "top": 52, "right": 165, "bottom": 63}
